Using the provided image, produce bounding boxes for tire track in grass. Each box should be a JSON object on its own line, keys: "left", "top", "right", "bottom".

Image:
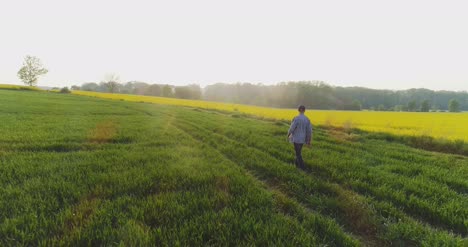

{"left": 239, "top": 127, "right": 467, "bottom": 238}
{"left": 119, "top": 103, "right": 466, "bottom": 200}
{"left": 185, "top": 114, "right": 468, "bottom": 236}
{"left": 173, "top": 112, "right": 466, "bottom": 244}
{"left": 174, "top": 119, "right": 384, "bottom": 246}
{"left": 120, "top": 103, "right": 464, "bottom": 243}
{"left": 171, "top": 121, "right": 362, "bottom": 247}
{"left": 101, "top": 108, "right": 358, "bottom": 246}
{"left": 144, "top": 122, "right": 331, "bottom": 246}
{"left": 171, "top": 118, "right": 383, "bottom": 246}
{"left": 92, "top": 101, "right": 464, "bottom": 243}
{"left": 195, "top": 108, "right": 468, "bottom": 195}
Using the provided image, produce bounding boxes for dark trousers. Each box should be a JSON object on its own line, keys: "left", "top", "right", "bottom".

{"left": 294, "top": 143, "right": 304, "bottom": 168}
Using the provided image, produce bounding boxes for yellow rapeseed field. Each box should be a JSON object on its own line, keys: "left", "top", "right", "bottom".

{"left": 73, "top": 91, "right": 468, "bottom": 141}
{"left": 0, "top": 84, "right": 41, "bottom": 91}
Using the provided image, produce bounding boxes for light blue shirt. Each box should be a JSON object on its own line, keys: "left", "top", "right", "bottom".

{"left": 288, "top": 113, "right": 312, "bottom": 144}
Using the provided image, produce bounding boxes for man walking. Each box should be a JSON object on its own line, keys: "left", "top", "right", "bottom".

{"left": 288, "top": 105, "right": 312, "bottom": 169}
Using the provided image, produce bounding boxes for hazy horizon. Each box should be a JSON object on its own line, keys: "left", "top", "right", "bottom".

{"left": 2, "top": 81, "right": 468, "bottom": 93}
{"left": 1, "top": 0, "right": 467, "bottom": 91}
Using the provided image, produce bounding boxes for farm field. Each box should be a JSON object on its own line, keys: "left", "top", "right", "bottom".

{"left": 0, "top": 90, "right": 467, "bottom": 246}
{"left": 72, "top": 90, "right": 468, "bottom": 142}
{"left": 0, "top": 84, "right": 42, "bottom": 91}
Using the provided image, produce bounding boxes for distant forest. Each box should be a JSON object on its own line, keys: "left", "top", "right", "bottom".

{"left": 71, "top": 81, "right": 467, "bottom": 112}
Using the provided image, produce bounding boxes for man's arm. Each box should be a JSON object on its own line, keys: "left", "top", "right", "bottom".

{"left": 306, "top": 121, "right": 312, "bottom": 145}
{"left": 288, "top": 117, "right": 298, "bottom": 137}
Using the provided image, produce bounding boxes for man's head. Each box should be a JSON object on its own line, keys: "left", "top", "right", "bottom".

{"left": 298, "top": 105, "right": 306, "bottom": 113}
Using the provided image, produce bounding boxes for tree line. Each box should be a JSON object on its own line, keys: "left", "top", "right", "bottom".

{"left": 14, "top": 55, "right": 467, "bottom": 112}
{"left": 73, "top": 81, "right": 202, "bottom": 100}
{"left": 71, "top": 81, "right": 466, "bottom": 112}
{"left": 203, "top": 81, "right": 466, "bottom": 112}
{"left": 14, "top": 55, "right": 466, "bottom": 112}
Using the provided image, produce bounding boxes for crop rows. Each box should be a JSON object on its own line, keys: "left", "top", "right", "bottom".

{"left": 0, "top": 90, "right": 466, "bottom": 246}
{"left": 160, "top": 107, "right": 466, "bottom": 245}
{"left": 73, "top": 90, "right": 468, "bottom": 141}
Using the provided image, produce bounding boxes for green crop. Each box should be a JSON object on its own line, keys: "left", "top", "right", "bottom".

{"left": 0, "top": 90, "right": 466, "bottom": 246}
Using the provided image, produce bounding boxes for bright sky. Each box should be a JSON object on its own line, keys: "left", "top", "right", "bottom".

{"left": 1, "top": 0, "right": 467, "bottom": 90}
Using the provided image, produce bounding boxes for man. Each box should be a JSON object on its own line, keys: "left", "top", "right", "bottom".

{"left": 288, "top": 105, "right": 312, "bottom": 169}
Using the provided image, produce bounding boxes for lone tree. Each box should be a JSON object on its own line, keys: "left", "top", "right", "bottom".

{"left": 448, "top": 99, "right": 460, "bottom": 112}
{"left": 102, "top": 74, "right": 120, "bottom": 93}
{"left": 17, "top": 55, "right": 48, "bottom": 86}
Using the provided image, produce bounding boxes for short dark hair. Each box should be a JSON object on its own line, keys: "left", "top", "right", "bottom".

{"left": 298, "top": 105, "right": 306, "bottom": 112}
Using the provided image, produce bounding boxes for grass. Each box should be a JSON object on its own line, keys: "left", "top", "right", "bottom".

{"left": 0, "top": 90, "right": 467, "bottom": 246}
{"left": 72, "top": 90, "right": 468, "bottom": 142}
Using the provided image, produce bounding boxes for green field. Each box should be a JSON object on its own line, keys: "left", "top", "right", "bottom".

{"left": 0, "top": 90, "right": 466, "bottom": 246}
